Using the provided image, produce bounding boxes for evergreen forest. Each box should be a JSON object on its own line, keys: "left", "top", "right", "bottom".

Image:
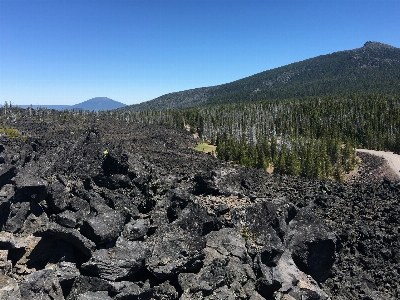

{"left": 113, "top": 93, "right": 400, "bottom": 181}
{"left": 123, "top": 42, "right": 400, "bottom": 111}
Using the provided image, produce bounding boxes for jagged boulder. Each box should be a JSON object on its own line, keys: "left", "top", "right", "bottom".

{"left": 81, "top": 237, "right": 151, "bottom": 281}
{"left": 19, "top": 269, "right": 64, "bottom": 300}
{"left": 286, "top": 207, "right": 336, "bottom": 283}
{"left": 256, "top": 250, "right": 330, "bottom": 299}
{"left": 146, "top": 225, "right": 206, "bottom": 279}
{"left": 3, "top": 201, "right": 30, "bottom": 233}
{"left": 194, "top": 167, "right": 241, "bottom": 196}
{"left": 122, "top": 218, "right": 149, "bottom": 241}
{"left": 37, "top": 222, "right": 96, "bottom": 257}
{"left": 204, "top": 228, "right": 252, "bottom": 264}
{"left": 178, "top": 228, "right": 256, "bottom": 299}
{"left": 66, "top": 276, "right": 116, "bottom": 299}
{"left": 80, "top": 198, "right": 125, "bottom": 245}
{"left": 13, "top": 171, "right": 47, "bottom": 197}
{"left": 101, "top": 189, "right": 140, "bottom": 218}
{"left": 47, "top": 181, "right": 69, "bottom": 212}
{"left": 230, "top": 198, "right": 287, "bottom": 245}
{"left": 0, "top": 274, "right": 21, "bottom": 299}
{"left": 0, "top": 165, "right": 16, "bottom": 188}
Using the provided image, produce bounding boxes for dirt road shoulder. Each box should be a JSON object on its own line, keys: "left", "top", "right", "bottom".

{"left": 356, "top": 149, "right": 400, "bottom": 179}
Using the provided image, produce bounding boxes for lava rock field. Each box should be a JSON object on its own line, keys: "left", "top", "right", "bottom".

{"left": 0, "top": 112, "right": 399, "bottom": 299}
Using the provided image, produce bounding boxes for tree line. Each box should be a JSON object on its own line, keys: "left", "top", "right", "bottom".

{"left": 2, "top": 93, "right": 399, "bottom": 181}
{"left": 114, "top": 93, "right": 400, "bottom": 181}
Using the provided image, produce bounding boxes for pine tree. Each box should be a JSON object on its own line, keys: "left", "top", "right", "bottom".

{"left": 287, "top": 150, "right": 301, "bottom": 176}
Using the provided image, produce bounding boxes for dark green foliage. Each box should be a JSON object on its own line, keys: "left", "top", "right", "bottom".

{"left": 3, "top": 90, "right": 397, "bottom": 181}
{"left": 115, "top": 93, "right": 400, "bottom": 181}
{"left": 394, "top": 134, "right": 400, "bottom": 154}
{"left": 121, "top": 42, "right": 400, "bottom": 111}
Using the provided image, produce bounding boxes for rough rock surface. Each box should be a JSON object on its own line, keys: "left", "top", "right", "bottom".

{"left": 0, "top": 108, "right": 399, "bottom": 299}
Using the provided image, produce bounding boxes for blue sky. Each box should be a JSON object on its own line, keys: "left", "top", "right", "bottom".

{"left": 1, "top": 0, "right": 399, "bottom": 105}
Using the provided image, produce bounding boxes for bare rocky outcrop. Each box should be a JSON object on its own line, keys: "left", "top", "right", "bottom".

{"left": 0, "top": 112, "right": 398, "bottom": 299}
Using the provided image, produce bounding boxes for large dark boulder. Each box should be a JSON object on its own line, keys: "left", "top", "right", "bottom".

{"left": 179, "top": 228, "right": 257, "bottom": 299}
{"left": 0, "top": 184, "right": 14, "bottom": 231}
{"left": 37, "top": 223, "right": 96, "bottom": 257}
{"left": 287, "top": 207, "right": 336, "bottom": 283}
{"left": 3, "top": 201, "right": 30, "bottom": 233}
{"left": 173, "top": 200, "right": 216, "bottom": 236}
{"left": 0, "top": 164, "right": 16, "bottom": 187}
{"left": 122, "top": 219, "right": 149, "bottom": 241}
{"left": 146, "top": 225, "right": 206, "bottom": 279}
{"left": 47, "top": 181, "right": 69, "bottom": 212}
{"left": 19, "top": 269, "right": 64, "bottom": 300}
{"left": 80, "top": 198, "right": 125, "bottom": 245}
{"left": 204, "top": 228, "right": 252, "bottom": 265}
{"left": 101, "top": 189, "right": 140, "bottom": 218}
{"left": 66, "top": 276, "right": 116, "bottom": 298}
{"left": 13, "top": 171, "right": 47, "bottom": 197}
{"left": 194, "top": 167, "right": 241, "bottom": 196}
{"left": 81, "top": 237, "right": 151, "bottom": 281}
{"left": 231, "top": 198, "right": 284, "bottom": 245}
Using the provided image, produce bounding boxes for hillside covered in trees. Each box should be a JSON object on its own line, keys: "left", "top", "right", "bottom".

{"left": 122, "top": 41, "right": 400, "bottom": 111}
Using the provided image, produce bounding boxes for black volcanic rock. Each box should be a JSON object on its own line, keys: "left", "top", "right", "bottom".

{"left": 19, "top": 269, "right": 64, "bottom": 300}
{"left": 287, "top": 207, "right": 336, "bottom": 283}
{"left": 146, "top": 225, "right": 206, "bottom": 279}
{"left": 37, "top": 223, "right": 96, "bottom": 257}
{"left": 0, "top": 109, "right": 399, "bottom": 299}
{"left": 81, "top": 237, "right": 151, "bottom": 281}
{"left": 47, "top": 181, "right": 69, "bottom": 212}
{"left": 80, "top": 198, "right": 125, "bottom": 245}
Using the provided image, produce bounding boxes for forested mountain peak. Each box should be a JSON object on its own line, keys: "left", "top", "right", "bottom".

{"left": 121, "top": 42, "right": 400, "bottom": 112}
{"left": 362, "top": 41, "right": 396, "bottom": 49}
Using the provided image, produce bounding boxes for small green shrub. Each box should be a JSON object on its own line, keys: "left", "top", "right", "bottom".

{"left": 0, "top": 127, "right": 27, "bottom": 141}
{"left": 0, "top": 127, "right": 21, "bottom": 138}
{"left": 241, "top": 226, "right": 255, "bottom": 242}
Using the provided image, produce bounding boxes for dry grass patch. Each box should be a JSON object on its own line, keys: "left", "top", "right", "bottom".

{"left": 194, "top": 143, "right": 216, "bottom": 156}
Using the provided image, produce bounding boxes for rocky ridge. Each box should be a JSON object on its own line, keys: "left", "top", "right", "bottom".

{"left": 0, "top": 114, "right": 399, "bottom": 299}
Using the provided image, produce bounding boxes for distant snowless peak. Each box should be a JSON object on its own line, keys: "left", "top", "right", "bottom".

{"left": 363, "top": 41, "right": 395, "bottom": 49}
{"left": 88, "top": 97, "right": 116, "bottom": 101}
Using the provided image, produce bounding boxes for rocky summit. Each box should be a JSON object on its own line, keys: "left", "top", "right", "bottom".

{"left": 0, "top": 112, "right": 399, "bottom": 300}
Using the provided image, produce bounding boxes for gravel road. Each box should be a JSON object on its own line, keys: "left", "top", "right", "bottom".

{"left": 357, "top": 149, "right": 400, "bottom": 179}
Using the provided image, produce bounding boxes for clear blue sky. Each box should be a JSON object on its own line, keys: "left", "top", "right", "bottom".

{"left": 1, "top": 0, "right": 399, "bottom": 105}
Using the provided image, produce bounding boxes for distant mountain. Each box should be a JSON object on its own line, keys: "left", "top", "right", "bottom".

{"left": 122, "top": 41, "right": 400, "bottom": 112}
{"left": 72, "top": 97, "right": 126, "bottom": 111}
{"left": 13, "top": 97, "right": 126, "bottom": 111}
